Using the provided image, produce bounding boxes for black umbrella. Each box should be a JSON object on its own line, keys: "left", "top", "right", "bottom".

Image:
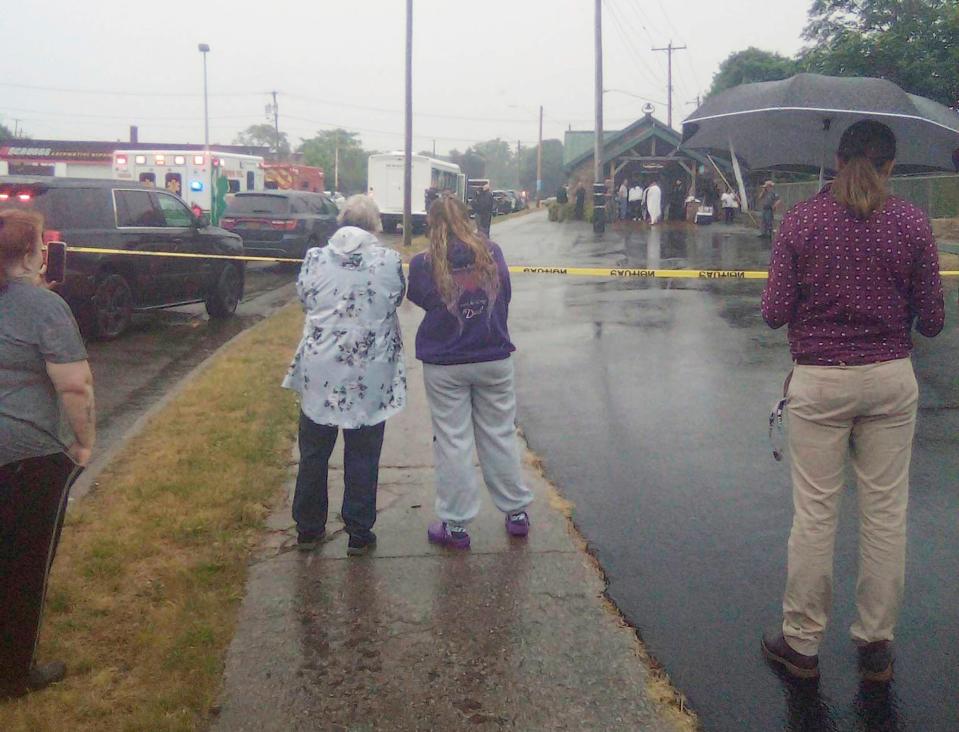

{"left": 681, "top": 74, "right": 959, "bottom": 175}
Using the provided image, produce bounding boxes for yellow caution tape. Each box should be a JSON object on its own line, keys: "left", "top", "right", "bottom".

{"left": 69, "top": 246, "right": 302, "bottom": 264}
{"left": 66, "top": 247, "right": 959, "bottom": 278}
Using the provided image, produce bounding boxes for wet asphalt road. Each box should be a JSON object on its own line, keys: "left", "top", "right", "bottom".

{"left": 498, "top": 211, "right": 959, "bottom": 731}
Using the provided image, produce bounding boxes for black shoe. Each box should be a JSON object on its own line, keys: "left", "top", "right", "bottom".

{"left": 347, "top": 532, "right": 377, "bottom": 557}
{"left": 27, "top": 661, "right": 66, "bottom": 691}
{"left": 297, "top": 530, "right": 325, "bottom": 552}
{"left": 858, "top": 641, "right": 893, "bottom": 683}
{"left": 762, "top": 630, "right": 820, "bottom": 680}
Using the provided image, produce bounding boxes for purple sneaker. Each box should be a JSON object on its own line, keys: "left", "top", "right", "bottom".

{"left": 506, "top": 511, "right": 530, "bottom": 538}
{"left": 427, "top": 521, "right": 470, "bottom": 549}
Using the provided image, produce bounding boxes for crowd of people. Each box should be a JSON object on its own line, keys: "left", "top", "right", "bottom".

{"left": 0, "top": 118, "right": 950, "bottom": 697}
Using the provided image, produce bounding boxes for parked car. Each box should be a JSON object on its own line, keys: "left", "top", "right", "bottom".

{"left": 0, "top": 176, "right": 245, "bottom": 339}
{"left": 491, "top": 190, "right": 512, "bottom": 215}
{"left": 506, "top": 190, "right": 528, "bottom": 212}
{"left": 220, "top": 191, "right": 339, "bottom": 259}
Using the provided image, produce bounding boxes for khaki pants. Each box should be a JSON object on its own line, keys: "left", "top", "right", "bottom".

{"left": 782, "top": 358, "right": 918, "bottom": 656}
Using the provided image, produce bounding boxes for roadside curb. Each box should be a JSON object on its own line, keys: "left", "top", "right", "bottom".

{"left": 70, "top": 284, "right": 297, "bottom": 504}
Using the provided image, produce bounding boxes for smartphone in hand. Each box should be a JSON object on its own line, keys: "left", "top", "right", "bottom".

{"left": 45, "top": 241, "right": 67, "bottom": 284}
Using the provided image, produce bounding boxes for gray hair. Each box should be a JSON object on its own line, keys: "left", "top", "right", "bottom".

{"left": 337, "top": 194, "right": 382, "bottom": 232}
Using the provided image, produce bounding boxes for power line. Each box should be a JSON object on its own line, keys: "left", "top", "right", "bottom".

{"left": 0, "top": 81, "right": 261, "bottom": 98}
{"left": 602, "top": 0, "right": 664, "bottom": 92}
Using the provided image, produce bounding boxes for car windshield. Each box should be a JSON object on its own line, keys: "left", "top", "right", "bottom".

{"left": 225, "top": 195, "right": 290, "bottom": 215}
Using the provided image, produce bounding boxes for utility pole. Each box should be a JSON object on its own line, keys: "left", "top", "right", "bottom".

{"left": 652, "top": 41, "right": 687, "bottom": 128}
{"left": 593, "top": 0, "right": 605, "bottom": 233}
{"left": 12, "top": 119, "right": 21, "bottom": 137}
{"left": 270, "top": 90, "right": 281, "bottom": 157}
{"left": 536, "top": 105, "right": 543, "bottom": 207}
{"left": 516, "top": 139, "right": 522, "bottom": 188}
{"left": 334, "top": 131, "right": 340, "bottom": 192}
{"left": 403, "top": 0, "right": 413, "bottom": 247}
{"left": 687, "top": 95, "right": 701, "bottom": 110}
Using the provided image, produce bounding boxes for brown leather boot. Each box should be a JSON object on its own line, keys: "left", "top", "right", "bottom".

{"left": 857, "top": 641, "right": 894, "bottom": 683}
{"left": 762, "top": 631, "right": 820, "bottom": 680}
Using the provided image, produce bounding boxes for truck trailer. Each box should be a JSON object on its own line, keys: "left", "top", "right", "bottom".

{"left": 367, "top": 153, "right": 465, "bottom": 233}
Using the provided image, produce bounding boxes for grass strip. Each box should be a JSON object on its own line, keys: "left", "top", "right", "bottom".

{"left": 0, "top": 305, "right": 303, "bottom": 731}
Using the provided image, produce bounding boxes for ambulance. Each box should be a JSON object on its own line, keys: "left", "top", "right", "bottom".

{"left": 112, "top": 150, "right": 265, "bottom": 214}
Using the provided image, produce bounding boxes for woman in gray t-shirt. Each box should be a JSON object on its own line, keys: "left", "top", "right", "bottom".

{"left": 0, "top": 209, "right": 96, "bottom": 697}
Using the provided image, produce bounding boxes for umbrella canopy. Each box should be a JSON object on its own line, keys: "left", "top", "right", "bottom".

{"left": 681, "top": 74, "right": 959, "bottom": 174}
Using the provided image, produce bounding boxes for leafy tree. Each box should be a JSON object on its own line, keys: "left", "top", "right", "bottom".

{"left": 707, "top": 48, "right": 799, "bottom": 97}
{"left": 518, "top": 139, "right": 565, "bottom": 199}
{"left": 0, "top": 123, "right": 13, "bottom": 139}
{"left": 469, "top": 139, "right": 516, "bottom": 188}
{"left": 800, "top": 0, "right": 959, "bottom": 106}
{"left": 448, "top": 148, "right": 487, "bottom": 180}
{"left": 297, "top": 129, "right": 371, "bottom": 193}
{"left": 233, "top": 123, "right": 290, "bottom": 156}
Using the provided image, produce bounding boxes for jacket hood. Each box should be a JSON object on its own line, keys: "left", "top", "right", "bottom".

{"left": 327, "top": 226, "right": 379, "bottom": 255}
{"left": 446, "top": 238, "right": 479, "bottom": 269}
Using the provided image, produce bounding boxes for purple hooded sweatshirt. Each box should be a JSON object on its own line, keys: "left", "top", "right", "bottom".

{"left": 407, "top": 237, "right": 515, "bottom": 365}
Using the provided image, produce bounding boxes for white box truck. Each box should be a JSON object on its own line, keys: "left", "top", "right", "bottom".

{"left": 367, "top": 153, "right": 465, "bottom": 233}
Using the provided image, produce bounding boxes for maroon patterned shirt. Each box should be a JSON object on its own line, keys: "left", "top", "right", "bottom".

{"left": 761, "top": 188, "right": 945, "bottom": 365}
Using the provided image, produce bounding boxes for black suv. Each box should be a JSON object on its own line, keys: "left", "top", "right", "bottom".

{"left": 0, "top": 176, "right": 245, "bottom": 339}
{"left": 220, "top": 191, "right": 339, "bottom": 259}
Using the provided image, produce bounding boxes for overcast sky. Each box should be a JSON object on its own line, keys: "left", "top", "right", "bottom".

{"left": 1, "top": 0, "right": 810, "bottom": 154}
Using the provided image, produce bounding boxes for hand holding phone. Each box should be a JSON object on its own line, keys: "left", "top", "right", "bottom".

{"left": 44, "top": 241, "right": 67, "bottom": 284}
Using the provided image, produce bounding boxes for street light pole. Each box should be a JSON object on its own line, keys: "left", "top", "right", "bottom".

{"left": 198, "top": 43, "right": 211, "bottom": 219}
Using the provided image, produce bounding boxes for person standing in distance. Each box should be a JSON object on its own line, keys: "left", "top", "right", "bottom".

{"left": 0, "top": 210, "right": 95, "bottom": 697}
{"left": 471, "top": 183, "right": 495, "bottom": 236}
{"left": 758, "top": 180, "right": 781, "bottom": 238}
{"left": 760, "top": 120, "right": 944, "bottom": 683}
{"left": 407, "top": 196, "right": 533, "bottom": 550}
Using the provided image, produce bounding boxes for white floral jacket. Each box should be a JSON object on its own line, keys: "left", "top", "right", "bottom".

{"left": 282, "top": 226, "right": 406, "bottom": 429}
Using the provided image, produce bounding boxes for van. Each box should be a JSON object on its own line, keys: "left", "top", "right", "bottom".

{"left": 0, "top": 176, "right": 245, "bottom": 339}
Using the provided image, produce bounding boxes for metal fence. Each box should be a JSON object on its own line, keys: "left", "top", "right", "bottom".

{"left": 776, "top": 174, "right": 959, "bottom": 219}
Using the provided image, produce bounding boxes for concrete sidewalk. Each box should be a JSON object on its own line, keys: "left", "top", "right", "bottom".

{"left": 213, "top": 303, "right": 680, "bottom": 731}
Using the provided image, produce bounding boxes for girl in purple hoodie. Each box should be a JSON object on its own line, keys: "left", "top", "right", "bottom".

{"left": 407, "top": 196, "right": 533, "bottom": 549}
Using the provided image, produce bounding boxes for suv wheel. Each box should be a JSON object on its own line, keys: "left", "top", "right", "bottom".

{"left": 92, "top": 273, "right": 134, "bottom": 340}
{"left": 206, "top": 263, "right": 243, "bottom": 319}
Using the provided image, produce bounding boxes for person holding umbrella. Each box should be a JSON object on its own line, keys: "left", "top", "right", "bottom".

{"left": 760, "top": 120, "right": 944, "bottom": 682}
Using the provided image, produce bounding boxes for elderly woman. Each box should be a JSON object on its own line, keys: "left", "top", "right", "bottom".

{"left": 0, "top": 210, "right": 95, "bottom": 696}
{"left": 282, "top": 195, "right": 405, "bottom": 556}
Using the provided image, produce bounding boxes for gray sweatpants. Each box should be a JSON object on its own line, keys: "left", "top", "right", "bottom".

{"left": 422, "top": 358, "right": 533, "bottom": 526}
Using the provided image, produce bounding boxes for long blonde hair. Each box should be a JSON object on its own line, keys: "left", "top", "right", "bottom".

{"left": 426, "top": 195, "right": 500, "bottom": 318}
{"left": 831, "top": 120, "right": 896, "bottom": 219}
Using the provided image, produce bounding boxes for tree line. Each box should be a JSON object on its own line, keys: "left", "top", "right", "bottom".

{"left": 234, "top": 124, "right": 567, "bottom": 196}
{"left": 708, "top": 0, "right": 959, "bottom": 107}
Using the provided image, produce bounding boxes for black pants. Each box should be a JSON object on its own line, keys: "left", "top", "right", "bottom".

{"left": 292, "top": 412, "right": 386, "bottom": 543}
{"left": 478, "top": 216, "right": 492, "bottom": 235}
{"left": 0, "top": 453, "right": 79, "bottom": 692}
{"left": 724, "top": 207, "right": 735, "bottom": 224}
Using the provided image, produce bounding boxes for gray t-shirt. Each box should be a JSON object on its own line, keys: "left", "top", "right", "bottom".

{"left": 0, "top": 280, "right": 88, "bottom": 466}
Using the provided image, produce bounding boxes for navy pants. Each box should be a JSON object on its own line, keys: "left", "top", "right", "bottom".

{"left": 292, "top": 412, "right": 385, "bottom": 543}
{"left": 0, "top": 453, "right": 79, "bottom": 693}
